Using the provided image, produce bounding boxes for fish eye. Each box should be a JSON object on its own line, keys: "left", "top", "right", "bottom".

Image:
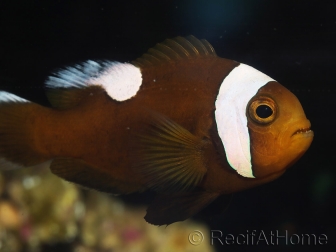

{"left": 256, "top": 105, "right": 273, "bottom": 118}
{"left": 248, "top": 97, "right": 277, "bottom": 124}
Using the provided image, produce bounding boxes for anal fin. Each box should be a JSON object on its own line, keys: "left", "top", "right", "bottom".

{"left": 50, "top": 158, "right": 142, "bottom": 194}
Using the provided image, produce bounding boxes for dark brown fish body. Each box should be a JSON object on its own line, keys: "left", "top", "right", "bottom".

{"left": 29, "top": 57, "right": 232, "bottom": 191}
{"left": 0, "top": 36, "right": 313, "bottom": 225}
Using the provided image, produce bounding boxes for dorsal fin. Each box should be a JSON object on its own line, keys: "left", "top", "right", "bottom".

{"left": 0, "top": 91, "right": 29, "bottom": 104}
{"left": 45, "top": 60, "right": 114, "bottom": 109}
{"left": 45, "top": 60, "right": 142, "bottom": 109}
{"left": 45, "top": 86, "right": 104, "bottom": 110}
{"left": 132, "top": 35, "right": 217, "bottom": 67}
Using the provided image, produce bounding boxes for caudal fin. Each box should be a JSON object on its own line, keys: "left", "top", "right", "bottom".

{"left": 0, "top": 91, "right": 49, "bottom": 170}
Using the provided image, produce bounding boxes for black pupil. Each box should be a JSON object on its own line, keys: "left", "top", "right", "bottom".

{"left": 256, "top": 105, "right": 273, "bottom": 118}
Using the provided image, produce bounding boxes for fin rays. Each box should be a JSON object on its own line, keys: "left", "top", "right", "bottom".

{"left": 132, "top": 35, "right": 217, "bottom": 67}
{"left": 134, "top": 112, "right": 207, "bottom": 193}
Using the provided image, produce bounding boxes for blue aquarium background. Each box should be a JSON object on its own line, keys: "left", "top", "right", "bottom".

{"left": 0, "top": 0, "right": 335, "bottom": 251}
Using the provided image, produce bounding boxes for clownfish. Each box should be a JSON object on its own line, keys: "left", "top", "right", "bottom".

{"left": 0, "top": 36, "right": 313, "bottom": 225}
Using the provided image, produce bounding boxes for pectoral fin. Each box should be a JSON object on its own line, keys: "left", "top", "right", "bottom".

{"left": 134, "top": 112, "right": 208, "bottom": 193}
{"left": 145, "top": 190, "right": 219, "bottom": 225}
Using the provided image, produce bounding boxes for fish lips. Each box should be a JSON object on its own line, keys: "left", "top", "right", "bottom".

{"left": 291, "top": 120, "right": 314, "bottom": 138}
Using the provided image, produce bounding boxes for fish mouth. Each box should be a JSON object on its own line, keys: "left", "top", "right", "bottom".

{"left": 292, "top": 127, "right": 312, "bottom": 135}
{"left": 291, "top": 122, "right": 314, "bottom": 137}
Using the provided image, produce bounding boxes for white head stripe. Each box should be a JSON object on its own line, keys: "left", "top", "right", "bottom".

{"left": 46, "top": 61, "right": 142, "bottom": 102}
{"left": 215, "top": 63, "right": 275, "bottom": 178}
